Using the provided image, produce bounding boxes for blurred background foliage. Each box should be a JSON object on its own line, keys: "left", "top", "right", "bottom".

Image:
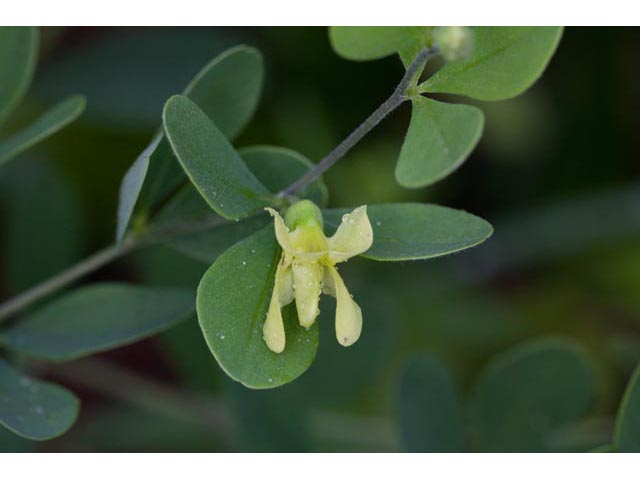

{"left": 1, "top": 26, "right": 640, "bottom": 452}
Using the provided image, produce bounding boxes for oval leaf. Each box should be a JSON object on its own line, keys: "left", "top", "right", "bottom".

{"left": 168, "top": 215, "right": 270, "bottom": 264}
{"left": 162, "top": 145, "right": 329, "bottom": 263}
{"left": 474, "top": 337, "right": 593, "bottom": 452}
{"left": 197, "top": 226, "right": 319, "bottom": 389}
{"left": 0, "top": 27, "right": 38, "bottom": 127}
{"left": 324, "top": 203, "right": 493, "bottom": 261}
{"left": 240, "top": 145, "right": 329, "bottom": 207}
{"left": 614, "top": 364, "right": 640, "bottom": 452}
{"left": 0, "top": 358, "right": 79, "bottom": 440}
{"left": 157, "top": 144, "right": 328, "bottom": 224}
{"left": 329, "top": 26, "right": 429, "bottom": 62}
{"left": 116, "top": 45, "right": 264, "bottom": 241}
{"left": 163, "top": 95, "right": 271, "bottom": 219}
{"left": 396, "top": 97, "right": 484, "bottom": 188}
{"left": 0, "top": 283, "right": 194, "bottom": 361}
{"left": 397, "top": 355, "right": 465, "bottom": 452}
{"left": 115, "top": 133, "right": 163, "bottom": 241}
{"left": 420, "top": 27, "right": 563, "bottom": 101}
{"left": 0, "top": 95, "right": 86, "bottom": 168}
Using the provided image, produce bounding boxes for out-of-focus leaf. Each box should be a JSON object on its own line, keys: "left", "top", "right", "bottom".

{"left": 0, "top": 160, "right": 86, "bottom": 293}
{"left": 323, "top": 203, "right": 493, "bottom": 261}
{"left": 464, "top": 184, "right": 640, "bottom": 280}
{"left": 396, "top": 96, "right": 483, "bottom": 188}
{"left": 329, "top": 27, "right": 429, "bottom": 62}
{"left": 0, "top": 95, "right": 86, "bottom": 168}
{"left": 614, "top": 364, "right": 640, "bottom": 452}
{"left": 230, "top": 383, "right": 311, "bottom": 452}
{"left": 197, "top": 226, "right": 318, "bottom": 389}
{"left": 591, "top": 444, "right": 617, "bottom": 453}
{"left": 62, "top": 407, "right": 227, "bottom": 452}
{"left": 0, "top": 27, "right": 38, "bottom": 127}
{"left": 397, "top": 355, "right": 465, "bottom": 452}
{"left": 163, "top": 95, "right": 271, "bottom": 219}
{"left": 115, "top": 45, "right": 263, "bottom": 241}
{"left": 0, "top": 423, "right": 35, "bottom": 452}
{"left": 34, "top": 29, "right": 249, "bottom": 129}
{"left": 299, "top": 283, "right": 397, "bottom": 406}
{"left": 0, "top": 284, "right": 194, "bottom": 361}
{"left": 473, "top": 337, "right": 593, "bottom": 452}
{"left": 159, "top": 318, "right": 221, "bottom": 394}
{"left": 0, "top": 358, "right": 79, "bottom": 441}
{"left": 420, "top": 27, "right": 563, "bottom": 101}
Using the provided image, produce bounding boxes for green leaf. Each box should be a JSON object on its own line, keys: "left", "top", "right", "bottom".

{"left": 167, "top": 215, "right": 270, "bottom": 264}
{"left": 0, "top": 95, "right": 86, "bottom": 168}
{"left": 196, "top": 226, "right": 318, "bottom": 389}
{"left": 115, "top": 133, "right": 162, "bottom": 241}
{"left": 115, "top": 45, "right": 263, "bottom": 241}
{"left": 0, "top": 161, "right": 85, "bottom": 293}
{"left": 0, "top": 358, "right": 79, "bottom": 440}
{"left": 614, "top": 364, "right": 640, "bottom": 452}
{"left": 230, "top": 384, "right": 312, "bottom": 452}
{"left": 324, "top": 203, "right": 493, "bottom": 261}
{"left": 157, "top": 144, "right": 328, "bottom": 224}
{"left": 473, "top": 337, "right": 593, "bottom": 452}
{"left": 396, "top": 97, "right": 484, "bottom": 188}
{"left": 0, "top": 283, "right": 194, "bottom": 361}
{"left": 183, "top": 46, "right": 263, "bottom": 140}
{"left": 163, "top": 95, "right": 272, "bottom": 220}
{"left": 163, "top": 145, "right": 329, "bottom": 263}
{"left": 329, "top": 26, "right": 429, "bottom": 62}
{"left": 240, "top": 146, "right": 329, "bottom": 207}
{"left": 397, "top": 355, "right": 465, "bottom": 452}
{"left": 591, "top": 444, "right": 617, "bottom": 453}
{"left": 420, "top": 27, "right": 563, "bottom": 101}
{"left": 0, "top": 27, "right": 38, "bottom": 127}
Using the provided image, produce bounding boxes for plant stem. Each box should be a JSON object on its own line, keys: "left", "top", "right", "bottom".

{"left": 0, "top": 237, "right": 139, "bottom": 324}
{"left": 277, "top": 46, "right": 435, "bottom": 200}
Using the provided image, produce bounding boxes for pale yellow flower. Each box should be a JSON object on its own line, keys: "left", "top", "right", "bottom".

{"left": 263, "top": 200, "right": 373, "bottom": 353}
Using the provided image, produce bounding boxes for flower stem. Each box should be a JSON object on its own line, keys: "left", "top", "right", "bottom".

{"left": 277, "top": 46, "right": 436, "bottom": 200}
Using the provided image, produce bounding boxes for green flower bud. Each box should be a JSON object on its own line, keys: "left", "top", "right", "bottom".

{"left": 284, "top": 199, "right": 324, "bottom": 230}
{"left": 434, "top": 26, "right": 474, "bottom": 62}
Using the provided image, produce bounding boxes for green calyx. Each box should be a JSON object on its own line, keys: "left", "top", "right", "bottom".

{"left": 284, "top": 199, "right": 324, "bottom": 230}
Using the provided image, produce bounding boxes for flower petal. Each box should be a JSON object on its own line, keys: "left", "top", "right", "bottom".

{"left": 266, "top": 207, "right": 326, "bottom": 261}
{"left": 292, "top": 261, "right": 323, "bottom": 328}
{"left": 266, "top": 207, "right": 294, "bottom": 253}
{"left": 278, "top": 262, "right": 294, "bottom": 307}
{"left": 328, "top": 265, "right": 363, "bottom": 347}
{"left": 321, "top": 266, "right": 335, "bottom": 297}
{"left": 263, "top": 261, "right": 287, "bottom": 353}
{"left": 327, "top": 205, "right": 373, "bottom": 263}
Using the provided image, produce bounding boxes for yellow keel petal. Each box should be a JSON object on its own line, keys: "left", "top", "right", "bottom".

{"left": 328, "top": 266, "right": 363, "bottom": 347}
{"left": 263, "top": 261, "right": 287, "bottom": 353}
{"left": 292, "top": 261, "right": 323, "bottom": 328}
